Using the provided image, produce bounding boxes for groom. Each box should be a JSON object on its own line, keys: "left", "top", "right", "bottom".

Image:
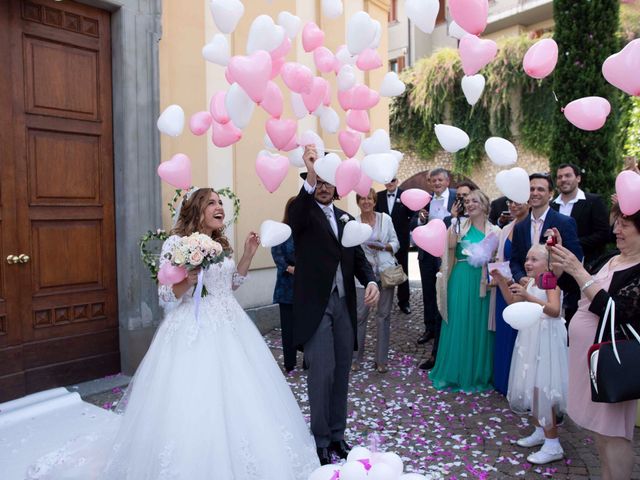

{"left": 289, "top": 145, "right": 379, "bottom": 465}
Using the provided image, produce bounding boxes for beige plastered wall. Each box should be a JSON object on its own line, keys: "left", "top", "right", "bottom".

{"left": 159, "top": 0, "right": 390, "bottom": 309}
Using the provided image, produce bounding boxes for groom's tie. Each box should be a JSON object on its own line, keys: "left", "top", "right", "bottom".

{"left": 323, "top": 206, "right": 344, "bottom": 297}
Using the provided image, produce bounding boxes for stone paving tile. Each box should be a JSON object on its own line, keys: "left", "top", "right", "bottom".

{"left": 85, "top": 288, "right": 640, "bottom": 479}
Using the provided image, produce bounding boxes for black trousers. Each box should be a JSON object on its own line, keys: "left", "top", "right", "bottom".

{"left": 396, "top": 246, "right": 410, "bottom": 307}
{"left": 279, "top": 303, "right": 297, "bottom": 371}
{"left": 418, "top": 253, "right": 443, "bottom": 358}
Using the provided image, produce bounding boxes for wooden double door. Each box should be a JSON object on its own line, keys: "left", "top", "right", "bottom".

{"left": 0, "top": 0, "right": 119, "bottom": 401}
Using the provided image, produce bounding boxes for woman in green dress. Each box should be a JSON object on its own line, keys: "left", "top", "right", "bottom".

{"left": 430, "top": 189, "right": 500, "bottom": 392}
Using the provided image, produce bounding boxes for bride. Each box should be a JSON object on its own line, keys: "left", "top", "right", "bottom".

{"left": 27, "top": 188, "right": 319, "bottom": 479}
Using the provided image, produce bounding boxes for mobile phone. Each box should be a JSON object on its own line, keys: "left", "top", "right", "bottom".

{"left": 500, "top": 210, "right": 511, "bottom": 217}
{"left": 536, "top": 271, "right": 558, "bottom": 290}
{"left": 546, "top": 235, "right": 557, "bottom": 247}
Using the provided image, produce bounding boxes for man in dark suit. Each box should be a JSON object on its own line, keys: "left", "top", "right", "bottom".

{"left": 489, "top": 195, "right": 511, "bottom": 227}
{"left": 411, "top": 168, "right": 456, "bottom": 370}
{"left": 375, "top": 178, "right": 413, "bottom": 314}
{"left": 510, "top": 173, "right": 583, "bottom": 319}
{"left": 289, "top": 145, "right": 378, "bottom": 466}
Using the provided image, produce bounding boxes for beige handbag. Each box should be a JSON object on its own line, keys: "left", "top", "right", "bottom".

{"left": 380, "top": 263, "right": 407, "bottom": 288}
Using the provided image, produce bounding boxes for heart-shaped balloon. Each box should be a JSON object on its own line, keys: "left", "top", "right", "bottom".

{"left": 247, "top": 15, "right": 285, "bottom": 54}
{"left": 412, "top": 219, "right": 447, "bottom": 257}
{"left": 495, "top": 167, "right": 530, "bottom": 204}
{"left": 349, "top": 85, "right": 380, "bottom": 111}
{"left": 287, "top": 147, "right": 305, "bottom": 168}
{"left": 209, "top": 0, "right": 244, "bottom": 34}
{"left": 270, "top": 55, "right": 285, "bottom": 80}
{"left": 370, "top": 20, "right": 382, "bottom": 50}
{"left": 228, "top": 51, "right": 272, "bottom": 103}
{"left": 202, "top": 33, "right": 230, "bottom": 66}
{"left": 281, "top": 62, "right": 314, "bottom": 94}
{"left": 563, "top": 96, "right": 611, "bottom": 131}
{"left": 335, "top": 158, "right": 361, "bottom": 196}
{"left": 615, "top": 170, "right": 640, "bottom": 216}
{"left": 299, "top": 130, "right": 325, "bottom": 157}
{"left": 602, "top": 39, "right": 640, "bottom": 96}
{"left": 449, "top": 0, "right": 488, "bottom": 35}
{"left": 448, "top": 20, "right": 469, "bottom": 40}
{"left": 354, "top": 171, "right": 373, "bottom": 197}
{"left": 259, "top": 81, "right": 284, "bottom": 118}
{"left": 189, "top": 111, "right": 213, "bottom": 136}
{"left": 270, "top": 36, "right": 291, "bottom": 60}
{"left": 461, "top": 74, "right": 485, "bottom": 106}
{"left": 377, "top": 452, "right": 404, "bottom": 478}
{"left": 335, "top": 44, "right": 358, "bottom": 66}
{"left": 314, "top": 152, "right": 341, "bottom": 185}
{"left": 434, "top": 124, "right": 470, "bottom": 153}
{"left": 380, "top": 72, "right": 406, "bottom": 97}
{"left": 346, "top": 447, "right": 372, "bottom": 464}
{"left": 338, "top": 88, "right": 354, "bottom": 111}
{"left": 320, "top": 107, "right": 340, "bottom": 134}
{"left": 290, "top": 93, "right": 308, "bottom": 120}
{"left": 277, "top": 11, "right": 301, "bottom": 39}
{"left": 503, "top": 302, "right": 543, "bottom": 330}
{"left": 302, "top": 77, "right": 329, "bottom": 113}
{"left": 459, "top": 34, "right": 498, "bottom": 76}
{"left": 523, "top": 38, "right": 558, "bottom": 80}
{"left": 342, "top": 220, "right": 373, "bottom": 248}
{"left": 356, "top": 48, "right": 382, "bottom": 71}
{"left": 362, "top": 129, "right": 391, "bottom": 155}
{"left": 337, "top": 64, "right": 357, "bottom": 92}
{"left": 157, "top": 263, "right": 188, "bottom": 286}
{"left": 347, "top": 110, "right": 371, "bottom": 133}
{"left": 313, "top": 47, "right": 337, "bottom": 73}
{"left": 401, "top": 189, "right": 432, "bottom": 211}
{"left": 322, "top": 0, "right": 343, "bottom": 18}
{"left": 157, "top": 153, "right": 191, "bottom": 189}
{"left": 259, "top": 220, "right": 292, "bottom": 247}
{"left": 224, "top": 66, "right": 235, "bottom": 85}
{"left": 406, "top": 0, "right": 440, "bottom": 34}
{"left": 361, "top": 153, "right": 398, "bottom": 184}
{"left": 485, "top": 137, "right": 518, "bottom": 166}
{"left": 255, "top": 151, "right": 289, "bottom": 193}
{"left": 302, "top": 22, "right": 325, "bottom": 52}
{"left": 157, "top": 104, "right": 185, "bottom": 137}
{"left": 347, "top": 11, "right": 376, "bottom": 55}
{"left": 212, "top": 120, "right": 242, "bottom": 147}
{"left": 225, "top": 83, "right": 255, "bottom": 129}
{"left": 266, "top": 117, "right": 297, "bottom": 150}
{"left": 210, "top": 91, "right": 230, "bottom": 124}
{"left": 339, "top": 130, "right": 362, "bottom": 158}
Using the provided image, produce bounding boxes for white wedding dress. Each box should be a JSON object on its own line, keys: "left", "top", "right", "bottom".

{"left": 26, "top": 236, "right": 319, "bottom": 480}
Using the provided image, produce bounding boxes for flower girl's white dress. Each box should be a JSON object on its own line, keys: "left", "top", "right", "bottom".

{"left": 27, "top": 236, "right": 319, "bottom": 479}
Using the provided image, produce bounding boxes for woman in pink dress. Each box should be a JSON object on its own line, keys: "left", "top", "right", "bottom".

{"left": 550, "top": 204, "right": 640, "bottom": 480}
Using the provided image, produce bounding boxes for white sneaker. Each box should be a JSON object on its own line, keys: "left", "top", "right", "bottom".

{"left": 527, "top": 446, "right": 564, "bottom": 465}
{"left": 516, "top": 431, "right": 545, "bottom": 448}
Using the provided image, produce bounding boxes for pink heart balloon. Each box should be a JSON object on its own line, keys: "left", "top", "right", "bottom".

{"left": 281, "top": 134, "right": 299, "bottom": 152}
{"left": 339, "top": 130, "right": 362, "bottom": 158}
{"left": 302, "top": 22, "right": 325, "bottom": 52}
{"left": 212, "top": 120, "right": 242, "bottom": 147}
{"left": 157, "top": 263, "right": 188, "bottom": 286}
{"left": 266, "top": 118, "right": 297, "bottom": 150}
{"left": 459, "top": 34, "right": 498, "bottom": 76}
{"left": 323, "top": 84, "right": 332, "bottom": 107}
{"left": 354, "top": 171, "right": 373, "bottom": 197}
{"left": 400, "top": 189, "right": 432, "bottom": 211}
{"left": 350, "top": 85, "right": 380, "bottom": 111}
{"left": 281, "top": 62, "right": 314, "bottom": 94}
{"left": 314, "top": 47, "right": 337, "bottom": 73}
{"left": 346, "top": 110, "right": 370, "bottom": 133}
{"left": 449, "top": 0, "right": 488, "bottom": 35}
{"left": 615, "top": 170, "right": 640, "bottom": 215}
{"left": 224, "top": 67, "right": 234, "bottom": 85}
{"left": 302, "top": 77, "right": 329, "bottom": 113}
{"left": 523, "top": 38, "right": 558, "bottom": 80}
{"left": 356, "top": 48, "right": 383, "bottom": 71}
{"left": 256, "top": 152, "right": 289, "bottom": 193}
{"left": 412, "top": 219, "right": 447, "bottom": 257}
{"left": 270, "top": 36, "right": 292, "bottom": 60}
{"left": 338, "top": 88, "right": 354, "bottom": 111}
{"left": 271, "top": 56, "right": 285, "bottom": 80}
{"left": 563, "top": 96, "right": 611, "bottom": 131}
{"left": 260, "top": 81, "right": 284, "bottom": 118}
{"left": 210, "top": 91, "right": 230, "bottom": 124}
{"left": 157, "top": 153, "right": 191, "bottom": 189}
{"left": 189, "top": 111, "right": 213, "bottom": 136}
{"left": 602, "top": 39, "right": 640, "bottom": 96}
{"left": 335, "top": 158, "right": 362, "bottom": 196}
{"left": 228, "top": 51, "right": 272, "bottom": 103}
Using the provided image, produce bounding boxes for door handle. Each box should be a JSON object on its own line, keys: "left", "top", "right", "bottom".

{"left": 6, "top": 255, "right": 19, "bottom": 264}
{"left": 18, "top": 254, "right": 30, "bottom": 264}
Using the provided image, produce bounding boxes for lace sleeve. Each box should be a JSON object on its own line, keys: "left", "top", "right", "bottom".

{"left": 158, "top": 235, "right": 182, "bottom": 309}
{"left": 232, "top": 271, "right": 249, "bottom": 291}
{"left": 616, "top": 275, "right": 640, "bottom": 329}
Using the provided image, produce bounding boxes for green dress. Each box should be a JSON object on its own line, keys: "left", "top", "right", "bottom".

{"left": 429, "top": 225, "right": 495, "bottom": 392}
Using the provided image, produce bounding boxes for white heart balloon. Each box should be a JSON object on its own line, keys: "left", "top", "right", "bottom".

{"left": 448, "top": 20, "right": 469, "bottom": 40}
{"left": 157, "top": 104, "right": 185, "bottom": 137}
{"left": 338, "top": 65, "right": 357, "bottom": 92}
{"left": 485, "top": 137, "right": 518, "bottom": 166}
{"left": 347, "top": 12, "right": 376, "bottom": 55}
{"left": 390, "top": 149, "right": 404, "bottom": 162}
{"left": 495, "top": 167, "right": 531, "bottom": 203}
{"left": 341, "top": 221, "right": 372, "bottom": 248}
{"left": 406, "top": 0, "right": 440, "bottom": 34}
{"left": 260, "top": 220, "right": 292, "bottom": 247}
{"left": 380, "top": 71, "right": 406, "bottom": 97}
{"left": 225, "top": 83, "right": 255, "bottom": 129}
{"left": 336, "top": 45, "right": 358, "bottom": 66}
{"left": 299, "top": 130, "right": 325, "bottom": 158}
{"left": 290, "top": 93, "right": 308, "bottom": 120}
{"left": 209, "top": 0, "right": 244, "bottom": 34}
{"left": 247, "top": 15, "right": 285, "bottom": 54}
{"left": 309, "top": 464, "right": 342, "bottom": 480}
{"left": 202, "top": 34, "right": 230, "bottom": 66}
{"left": 503, "top": 302, "right": 543, "bottom": 330}
{"left": 320, "top": 107, "right": 340, "bottom": 134}
{"left": 314, "top": 152, "right": 341, "bottom": 185}
{"left": 461, "top": 74, "right": 485, "bottom": 106}
{"left": 277, "top": 11, "right": 302, "bottom": 39}
{"left": 362, "top": 153, "right": 399, "bottom": 184}
{"left": 322, "top": 0, "right": 343, "bottom": 19}
{"left": 362, "top": 129, "right": 391, "bottom": 155}
{"left": 370, "top": 20, "right": 382, "bottom": 49}
{"left": 346, "top": 446, "right": 372, "bottom": 463}
{"left": 288, "top": 146, "right": 305, "bottom": 167}
{"left": 434, "top": 124, "right": 470, "bottom": 153}
{"left": 378, "top": 452, "right": 404, "bottom": 478}
{"left": 340, "top": 461, "right": 368, "bottom": 480}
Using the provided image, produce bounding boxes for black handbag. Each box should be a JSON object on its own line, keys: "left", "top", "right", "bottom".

{"left": 588, "top": 298, "right": 640, "bottom": 403}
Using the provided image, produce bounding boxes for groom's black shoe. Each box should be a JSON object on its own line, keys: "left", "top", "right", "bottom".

{"left": 317, "top": 447, "right": 332, "bottom": 465}
{"left": 329, "top": 440, "right": 351, "bottom": 459}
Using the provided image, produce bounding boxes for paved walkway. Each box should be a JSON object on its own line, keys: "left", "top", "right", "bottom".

{"left": 86, "top": 286, "right": 640, "bottom": 479}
